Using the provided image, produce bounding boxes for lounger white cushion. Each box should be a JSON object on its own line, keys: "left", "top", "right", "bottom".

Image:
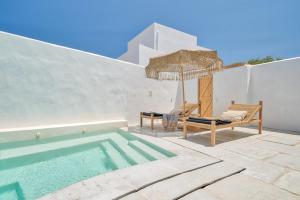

{"left": 220, "top": 110, "right": 248, "bottom": 121}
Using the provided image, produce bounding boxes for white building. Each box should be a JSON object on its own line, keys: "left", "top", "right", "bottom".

{"left": 118, "top": 23, "right": 211, "bottom": 66}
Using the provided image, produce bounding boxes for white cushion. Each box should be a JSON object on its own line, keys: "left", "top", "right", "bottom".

{"left": 220, "top": 110, "right": 248, "bottom": 121}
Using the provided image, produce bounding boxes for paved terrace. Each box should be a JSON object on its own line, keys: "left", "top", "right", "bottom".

{"left": 41, "top": 125, "right": 300, "bottom": 200}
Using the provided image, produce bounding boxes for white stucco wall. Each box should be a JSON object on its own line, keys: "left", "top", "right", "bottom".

{"left": 213, "top": 58, "right": 300, "bottom": 132}
{"left": 213, "top": 67, "right": 249, "bottom": 115}
{"left": 119, "top": 25, "right": 155, "bottom": 65}
{"left": 0, "top": 32, "right": 179, "bottom": 129}
{"left": 138, "top": 44, "right": 163, "bottom": 66}
{"left": 154, "top": 23, "right": 198, "bottom": 52}
{"left": 118, "top": 47, "right": 139, "bottom": 64}
{"left": 127, "top": 24, "right": 155, "bottom": 51}
{"left": 249, "top": 58, "right": 300, "bottom": 132}
{"left": 175, "top": 79, "right": 199, "bottom": 112}
{"left": 1, "top": 31, "right": 299, "bottom": 133}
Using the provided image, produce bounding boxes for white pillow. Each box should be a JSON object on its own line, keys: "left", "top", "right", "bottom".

{"left": 220, "top": 110, "right": 248, "bottom": 121}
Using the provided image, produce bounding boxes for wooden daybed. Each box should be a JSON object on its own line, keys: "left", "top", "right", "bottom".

{"left": 140, "top": 103, "right": 198, "bottom": 130}
{"left": 183, "top": 100, "right": 263, "bottom": 146}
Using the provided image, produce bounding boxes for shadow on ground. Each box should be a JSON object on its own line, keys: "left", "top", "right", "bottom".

{"left": 183, "top": 129, "right": 257, "bottom": 146}
{"left": 129, "top": 124, "right": 257, "bottom": 146}
{"left": 128, "top": 125, "right": 182, "bottom": 138}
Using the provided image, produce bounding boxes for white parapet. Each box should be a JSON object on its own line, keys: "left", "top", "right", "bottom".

{"left": 0, "top": 120, "right": 128, "bottom": 143}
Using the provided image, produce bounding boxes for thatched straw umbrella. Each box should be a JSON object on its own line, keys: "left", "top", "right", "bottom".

{"left": 145, "top": 50, "right": 223, "bottom": 116}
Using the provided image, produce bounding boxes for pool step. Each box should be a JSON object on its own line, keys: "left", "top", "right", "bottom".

{"left": 0, "top": 182, "right": 24, "bottom": 200}
{"left": 1, "top": 133, "right": 133, "bottom": 160}
{"left": 115, "top": 142, "right": 150, "bottom": 164}
{"left": 108, "top": 135, "right": 150, "bottom": 164}
{"left": 101, "top": 141, "right": 131, "bottom": 169}
{"left": 128, "top": 140, "right": 167, "bottom": 160}
{"left": 1, "top": 132, "right": 169, "bottom": 166}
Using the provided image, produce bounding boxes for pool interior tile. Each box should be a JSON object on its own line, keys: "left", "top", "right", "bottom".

{"left": 0, "top": 182, "right": 25, "bottom": 200}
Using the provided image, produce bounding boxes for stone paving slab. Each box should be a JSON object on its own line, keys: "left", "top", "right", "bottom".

{"left": 120, "top": 162, "right": 244, "bottom": 200}
{"left": 274, "top": 170, "right": 300, "bottom": 195}
{"left": 258, "top": 135, "right": 300, "bottom": 146}
{"left": 120, "top": 193, "right": 148, "bottom": 200}
{"left": 164, "top": 128, "right": 279, "bottom": 160}
{"left": 203, "top": 174, "right": 300, "bottom": 200}
{"left": 219, "top": 152, "right": 288, "bottom": 183}
{"left": 164, "top": 136, "right": 231, "bottom": 158}
{"left": 164, "top": 134, "right": 288, "bottom": 184}
{"left": 266, "top": 131, "right": 300, "bottom": 140}
{"left": 131, "top": 132, "right": 212, "bottom": 156}
{"left": 159, "top": 127, "right": 300, "bottom": 199}
{"left": 180, "top": 189, "right": 222, "bottom": 200}
{"left": 220, "top": 142, "right": 279, "bottom": 160}
{"left": 241, "top": 139, "right": 300, "bottom": 157}
{"left": 115, "top": 154, "right": 219, "bottom": 190}
{"left": 266, "top": 153, "right": 300, "bottom": 171}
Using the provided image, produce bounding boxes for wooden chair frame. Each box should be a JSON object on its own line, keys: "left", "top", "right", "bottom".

{"left": 183, "top": 100, "right": 263, "bottom": 146}
{"left": 140, "top": 103, "right": 198, "bottom": 130}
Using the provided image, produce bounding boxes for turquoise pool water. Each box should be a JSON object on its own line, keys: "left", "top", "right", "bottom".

{"left": 0, "top": 130, "right": 176, "bottom": 200}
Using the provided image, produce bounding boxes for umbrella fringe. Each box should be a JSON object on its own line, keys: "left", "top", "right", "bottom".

{"left": 146, "top": 65, "right": 222, "bottom": 80}
{"left": 145, "top": 49, "right": 223, "bottom": 81}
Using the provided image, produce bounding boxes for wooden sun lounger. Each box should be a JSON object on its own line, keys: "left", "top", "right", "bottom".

{"left": 140, "top": 103, "right": 198, "bottom": 130}
{"left": 183, "top": 100, "right": 263, "bottom": 146}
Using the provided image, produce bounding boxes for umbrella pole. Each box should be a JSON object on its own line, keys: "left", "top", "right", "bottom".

{"left": 180, "top": 67, "right": 186, "bottom": 117}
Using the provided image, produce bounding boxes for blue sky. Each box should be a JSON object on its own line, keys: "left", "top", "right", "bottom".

{"left": 0, "top": 0, "right": 299, "bottom": 64}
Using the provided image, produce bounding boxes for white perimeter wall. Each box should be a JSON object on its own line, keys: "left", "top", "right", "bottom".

{"left": 0, "top": 32, "right": 182, "bottom": 129}
{"left": 249, "top": 58, "right": 300, "bottom": 132}
{"left": 213, "top": 67, "right": 249, "bottom": 115}
{"left": 213, "top": 58, "right": 300, "bottom": 132}
{"left": 1, "top": 31, "right": 300, "bottom": 133}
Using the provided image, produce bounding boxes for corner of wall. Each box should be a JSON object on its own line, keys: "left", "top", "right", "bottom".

{"left": 246, "top": 66, "right": 252, "bottom": 103}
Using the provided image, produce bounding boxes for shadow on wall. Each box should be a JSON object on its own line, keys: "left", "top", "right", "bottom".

{"left": 175, "top": 82, "right": 182, "bottom": 107}
{"left": 175, "top": 79, "right": 198, "bottom": 108}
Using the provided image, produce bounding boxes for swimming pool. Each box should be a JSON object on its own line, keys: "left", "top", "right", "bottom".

{"left": 0, "top": 129, "right": 176, "bottom": 200}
